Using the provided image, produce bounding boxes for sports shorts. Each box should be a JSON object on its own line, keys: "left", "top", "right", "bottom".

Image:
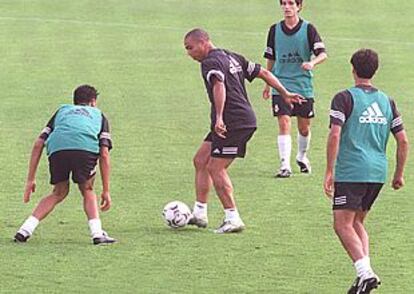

{"left": 272, "top": 95, "right": 314, "bottom": 118}
{"left": 333, "top": 182, "right": 384, "bottom": 211}
{"left": 204, "top": 128, "right": 256, "bottom": 158}
{"left": 48, "top": 150, "right": 99, "bottom": 185}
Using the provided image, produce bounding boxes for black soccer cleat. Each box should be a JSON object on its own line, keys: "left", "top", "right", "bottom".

{"left": 296, "top": 159, "right": 311, "bottom": 173}
{"left": 355, "top": 276, "right": 381, "bottom": 294}
{"left": 347, "top": 277, "right": 360, "bottom": 294}
{"left": 93, "top": 232, "right": 117, "bottom": 245}
{"left": 14, "top": 232, "right": 30, "bottom": 243}
{"left": 275, "top": 169, "right": 292, "bottom": 178}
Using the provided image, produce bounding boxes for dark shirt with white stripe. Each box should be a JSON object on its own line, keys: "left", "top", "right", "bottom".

{"left": 201, "top": 48, "right": 261, "bottom": 131}
{"left": 264, "top": 19, "right": 326, "bottom": 60}
{"left": 329, "top": 85, "right": 404, "bottom": 134}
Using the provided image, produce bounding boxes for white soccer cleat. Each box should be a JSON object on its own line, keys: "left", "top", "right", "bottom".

{"left": 188, "top": 215, "right": 208, "bottom": 228}
{"left": 214, "top": 219, "right": 245, "bottom": 234}
{"left": 296, "top": 157, "right": 311, "bottom": 174}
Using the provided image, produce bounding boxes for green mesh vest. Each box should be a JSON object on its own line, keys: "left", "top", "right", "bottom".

{"left": 272, "top": 20, "right": 313, "bottom": 98}
{"left": 335, "top": 87, "right": 393, "bottom": 183}
{"left": 46, "top": 104, "right": 103, "bottom": 156}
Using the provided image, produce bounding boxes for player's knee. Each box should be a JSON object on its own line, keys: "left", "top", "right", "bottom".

{"left": 298, "top": 126, "right": 310, "bottom": 136}
{"left": 193, "top": 154, "right": 208, "bottom": 170}
{"left": 333, "top": 220, "right": 352, "bottom": 236}
{"left": 53, "top": 186, "right": 69, "bottom": 201}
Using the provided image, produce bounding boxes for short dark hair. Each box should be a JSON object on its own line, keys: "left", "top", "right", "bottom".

{"left": 350, "top": 49, "right": 379, "bottom": 79}
{"left": 184, "top": 28, "right": 210, "bottom": 42}
{"left": 279, "top": 0, "right": 303, "bottom": 6}
{"left": 73, "top": 84, "right": 99, "bottom": 104}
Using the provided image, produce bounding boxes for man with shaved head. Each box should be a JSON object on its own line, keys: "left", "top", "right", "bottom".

{"left": 184, "top": 28, "right": 304, "bottom": 233}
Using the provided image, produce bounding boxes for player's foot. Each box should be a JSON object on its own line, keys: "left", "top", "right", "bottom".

{"left": 355, "top": 274, "right": 381, "bottom": 294}
{"left": 275, "top": 168, "right": 292, "bottom": 178}
{"left": 214, "top": 219, "right": 245, "bottom": 234}
{"left": 188, "top": 215, "right": 208, "bottom": 228}
{"left": 347, "top": 277, "right": 360, "bottom": 294}
{"left": 13, "top": 232, "right": 30, "bottom": 243}
{"left": 93, "top": 231, "right": 117, "bottom": 245}
{"left": 296, "top": 158, "right": 311, "bottom": 173}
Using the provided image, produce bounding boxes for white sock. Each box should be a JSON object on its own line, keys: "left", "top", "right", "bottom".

{"left": 278, "top": 135, "right": 291, "bottom": 170}
{"left": 193, "top": 201, "right": 207, "bottom": 219}
{"left": 88, "top": 218, "right": 103, "bottom": 238}
{"left": 297, "top": 132, "right": 311, "bottom": 162}
{"left": 354, "top": 256, "right": 374, "bottom": 278}
{"left": 18, "top": 215, "right": 39, "bottom": 237}
{"left": 224, "top": 208, "right": 241, "bottom": 222}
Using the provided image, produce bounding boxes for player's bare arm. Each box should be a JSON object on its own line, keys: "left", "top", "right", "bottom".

{"left": 302, "top": 52, "right": 328, "bottom": 71}
{"left": 23, "top": 137, "right": 45, "bottom": 203}
{"left": 324, "top": 124, "right": 341, "bottom": 198}
{"left": 257, "top": 67, "right": 304, "bottom": 104}
{"left": 211, "top": 76, "right": 227, "bottom": 138}
{"left": 392, "top": 129, "right": 409, "bottom": 190}
{"left": 263, "top": 59, "right": 276, "bottom": 99}
{"left": 99, "top": 145, "right": 111, "bottom": 211}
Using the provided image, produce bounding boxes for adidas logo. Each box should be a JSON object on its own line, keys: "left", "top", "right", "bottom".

{"left": 359, "top": 102, "right": 387, "bottom": 125}
{"left": 213, "top": 148, "right": 221, "bottom": 154}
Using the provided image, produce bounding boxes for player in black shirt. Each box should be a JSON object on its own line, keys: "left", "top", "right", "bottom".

{"left": 184, "top": 28, "right": 303, "bottom": 233}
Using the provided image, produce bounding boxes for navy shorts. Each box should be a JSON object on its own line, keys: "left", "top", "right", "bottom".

{"left": 333, "top": 182, "right": 384, "bottom": 211}
{"left": 204, "top": 128, "right": 256, "bottom": 158}
{"left": 272, "top": 95, "right": 315, "bottom": 118}
{"left": 48, "top": 150, "right": 99, "bottom": 185}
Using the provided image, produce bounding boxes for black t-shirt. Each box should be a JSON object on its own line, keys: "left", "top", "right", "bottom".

{"left": 201, "top": 48, "right": 261, "bottom": 131}
{"left": 264, "top": 19, "right": 326, "bottom": 60}
{"left": 329, "top": 85, "right": 404, "bottom": 134}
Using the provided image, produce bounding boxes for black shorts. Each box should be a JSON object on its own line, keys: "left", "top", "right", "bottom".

{"left": 48, "top": 150, "right": 99, "bottom": 185}
{"left": 204, "top": 128, "right": 256, "bottom": 158}
{"left": 272, "top": 95, "right": 315, "bottom": 118}
{"left": 333, "top": 182, "right": 384, "bottom": 211}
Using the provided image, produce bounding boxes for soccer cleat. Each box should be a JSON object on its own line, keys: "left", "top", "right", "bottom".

{"left": 355, "top": 275, "right": 381, "bottom": 294}
{"left": 214, "top": 219, "right": 245, "bottom": 234}
{"left": 13, "top": 232, "right": 30, "bottom": 243}
{"left": 296, "top": 158, "right": 311, "bottom": 173}
{"left": 188, "top": 215, "right": 208, "bottom": 228}
{"left": 275, "top": 169, "right": 292, "bottom": 178}
{"left": 347, "top": 277, "right": 360, "bottom": 294}
{"left": 93, "top": 231, "right": 117, "bottom": 245}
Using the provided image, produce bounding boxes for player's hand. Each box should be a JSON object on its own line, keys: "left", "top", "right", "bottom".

{"left": 282, "top": 92, "right": 306, "bottom": 107}
{"left": 392, "top": 174, "right": 404, "bottom": 190}
{"left": 301, "top": 62, "right": 314, "bottom": 71}
{"left": 214, "top": 118, "right": 227, "bottom": 138}
{"left": 100, "top": 191, "right": 112, "bottom": 211}
{"left": 23, "top": 180, "right": 36, "bottom": 203}
{"left": 262, "top": 85, "right": 271, "bottom": 100}
{"left": 323, "top": 172, "right": 334, "bottom": 198}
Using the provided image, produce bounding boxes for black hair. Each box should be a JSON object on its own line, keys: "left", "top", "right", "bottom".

{"left": 73, "top": 84, "right": 99, "bottom": 105}
{"left": 279, "top": 0, "right": 303, "bottom": 6}
{"left": 350, "top": 49, "right": 379, "bottom": 79}
{"left": 184, "top": 28, "right": 210, "bottom": 42}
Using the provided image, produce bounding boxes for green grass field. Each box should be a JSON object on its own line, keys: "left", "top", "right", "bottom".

{"left": 0, "top": 1, "right": 413, "bottom": 293}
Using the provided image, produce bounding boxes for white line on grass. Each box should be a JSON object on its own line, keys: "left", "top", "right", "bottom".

{"left": 1, "top": 15, "right": 414, "bottom": 47}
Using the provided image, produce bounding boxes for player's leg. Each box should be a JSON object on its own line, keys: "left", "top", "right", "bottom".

{"left": 189, "top": 138, "right": 212, "bottom": 227}
{"left": 75, "top": 151, "right": 116, "bottom": 245}
{"left": 296, "top": 117, "right": 312, "bottom": 173}
{"left": 296, "top": 99, "right": 314, "bottom": 173}
{"left": 273, "top": 95, "right": 292, "bottom": 178}
{"left": 14, "top": 181, "right": 69, "bottom": 242}
{"left": 353, "top": 211, "right": 369, "bottom": 257}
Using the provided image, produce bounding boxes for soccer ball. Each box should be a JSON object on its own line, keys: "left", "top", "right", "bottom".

{"left": 162, "top": 201, "right": 192, "bottom": 228}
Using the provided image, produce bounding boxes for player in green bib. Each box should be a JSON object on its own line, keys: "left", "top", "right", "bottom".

{"left": 14, "top": 85, "right": 116, "bottom": 245}
{"left": 324, "top": 49, "right": 408, "bottom": 293}
{"left": 263, "top": 0, "right": 327, "bottom": 177}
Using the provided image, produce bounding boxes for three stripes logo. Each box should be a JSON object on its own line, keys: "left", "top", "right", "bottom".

{"left": 334, "top": 195, "right": 347, "bottom": 206}
{"left": 359, "top": 102, "right": 387, "bottom": 125}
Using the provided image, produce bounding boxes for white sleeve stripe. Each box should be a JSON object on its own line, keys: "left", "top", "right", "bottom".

{"left": 314, "top": 42, "right": 325, "bottom": 50}
{"left": 391, "top": 117, "right": 403, "bottom": 128}
{"left": 100, "top": 132, "right": 111, "bottom": 140}
{"left": 206, "top": 70, "right": 224, "bottom": 84}
{"left": 329, "top": 110, "right": 345, "bottom": 122}
{"left": 265, "top": 47, "right": 273, "bottom": 55}
{"left": 41, "top": 127, "right": 52, "bottom": 134}
{"left": 247, "top": 62, "right": 256, "bottom": 76}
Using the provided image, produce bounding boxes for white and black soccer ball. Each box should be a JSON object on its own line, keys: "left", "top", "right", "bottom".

{"left": 162, "top": 201, "right": 192, "bottom": 228}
